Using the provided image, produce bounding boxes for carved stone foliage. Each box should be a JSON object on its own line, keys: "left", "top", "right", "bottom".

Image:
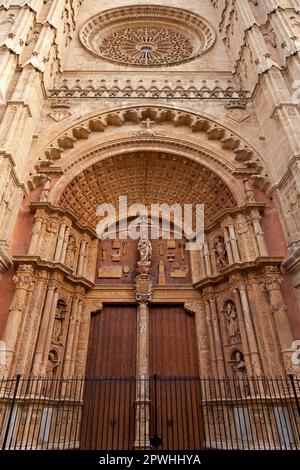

{"left": 59, "top": 152, "right": 236, "bottom": 231}
{"left": 79, "top": 5, "right": 215, "bottom": 67}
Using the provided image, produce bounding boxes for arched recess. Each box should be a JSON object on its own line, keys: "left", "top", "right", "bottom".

{"left": 48, "top": 137, "right": 245, "bottom": 216}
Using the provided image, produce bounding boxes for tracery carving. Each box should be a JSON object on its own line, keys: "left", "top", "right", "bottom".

{"left": 79, "top": 6, "right": 216, "bottom": 67}
{"left": 99, "top": 26, "right": 193, "bottom": 66}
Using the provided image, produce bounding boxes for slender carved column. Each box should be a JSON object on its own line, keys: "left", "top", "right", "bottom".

{"left": 134, "top": 235, "right": 153, "bottom": 449}
{"left": 185, "top": 302, "right": 210, "bottom": 376}
{"left": 31, "top": 282, "right": 56, "bottom": 375}
{"left": 200, "top": 246, "right": 207, "bottom": 279}
{"left": 15, "top": 271, "right": 48, "bottom": 376}
{"left": 228, "top": 224, "right": 241, "bottom": 262}
{"left": 237, "top": 284, "right": 262, "bottom": 375}
{"left": 204, "top": 241, "right": 212, "bottom": 276}
{"left": 60, "top": 225, "right": 70, "bottom": 264}
{"left": 70, "top": 300, "right": 83, "bottom": 377}
{"left": 0, "top": 265, "right": 34, "bottom": 377}
{"left": 209, "top": 296, "right": 226, "bottom": 376}
{"left": 224, "top": 227, "right": 234, "bottom": 264}
{"left": 75, "top": 303, "right": 101, "bottom": 378}
{"left": 77, "top": 241, "right": 86, "bottom": 276}
{"left": 54, "top": 223, "right": 66, "bottom": 262}
{"left": 264, "top": 271, "right": 294, "bottom": 372}
{"left": 204, "top": 300, "right": 218, "bottom": 376}
{"left": 62, "top": 296, "right": 79, "bottom": 378}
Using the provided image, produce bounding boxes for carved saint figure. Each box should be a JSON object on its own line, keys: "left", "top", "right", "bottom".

{"left": 138, "top": 234, "right": 152, "bottom": 264}
{"left": 226, "top": 302, "right": 240, "bottom": 343}
{"left": 214, "top": 236, "right": 228, "bottom": 271}
{"left": 65, "top": 236, "right": 76, "bottom": 269}
{"left": 232, "top": 351, "right": 247, "bottom": 380}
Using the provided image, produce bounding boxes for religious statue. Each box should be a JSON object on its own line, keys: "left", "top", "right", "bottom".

{"left": 40, "top": 177, "right": 51, "bottom": 202}
{"left": 232, "top": 351, "right": 247, "bottom": 380}
{"left": 225, "top": 302, "right": 240, "bottom": 343}
{"left": 65, "top": 236, "right": 76, "bottom": 269}
{"left": 45, "top": 349, "right": 60, "bottom": 385}
{"left": 138, "top": 234, "right": 152, "bottom": 264}
{"left": 214, "top": 236, "right": 228, "bottom": 271}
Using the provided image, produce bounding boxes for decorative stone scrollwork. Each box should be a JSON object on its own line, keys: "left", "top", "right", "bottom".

{"left": 79, "top": 6, "right": 216, "bottom": 67}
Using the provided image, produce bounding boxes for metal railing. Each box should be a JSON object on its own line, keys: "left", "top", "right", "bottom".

{"left": 0, "top": 375, "right": 299, "bottom": 450}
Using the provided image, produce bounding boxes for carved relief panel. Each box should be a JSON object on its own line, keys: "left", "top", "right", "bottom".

{"left": 95, "top": 236, "right": 192, "bottom": 285}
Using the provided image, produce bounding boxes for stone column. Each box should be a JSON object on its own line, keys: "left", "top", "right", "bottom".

{"left": 209, "top": 296, "right": 226, "bottom": 376}
{"left": 204, "top": 241, "right": 212, "bottom": 276}
{"left": 185, "top": 302, "right": 210, "bottom": 376}
{"left": 228, "top": 224, "right": 241, "bottom": 262}
{"left": 200, "top": 247, "right": 207, "bottom": 279}
{"left": 54, "top": 223, "right": 66, "bottom": 262}
{"left": 60, "top": 225, "right": 70, "bottom": 264}
{"left": 264, "top": 272, "right": 294, "bottom": 372}
{"left": 224, "top": 227, "right": 234, "bottom": 264}
{"left": 237, "top": 284, "right": 262, "bottom": 375}
{"left": 70, "top": 300, "right": 83, "bottom": 377}
{"left": 135, "top": 301, "right": 150, "bottom": 449}
{"left": 83, "top": 242, "right": 89, "bottom": 277}
{"left": 74, "top": 303, "right": 101, "bottom": 378}
{"left": 62, "top": 296, "right": 79, "bottom": 378}
{"left": 134, "top": 235, "right": 152, "bottom": 449}
{"left": 0, "top": 265, "right": 34, "bottom": 377}
{"left": 204, "top": 300, "right": 218, "bottom": 376}
{"left": 31, "top": 282, "right": 56, "bottom": 376}
{"left": 15, "top": 271, "right": 48, "bottom": 376}
{"left": 77, "top": 241, "right": 86, "bottom": 276}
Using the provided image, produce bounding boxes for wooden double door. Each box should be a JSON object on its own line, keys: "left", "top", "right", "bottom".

{"left": 81, "top": 304, "right": 202, "bottom": 450}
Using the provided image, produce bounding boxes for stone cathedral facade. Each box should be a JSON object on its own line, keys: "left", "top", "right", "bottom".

{"left": 0, "top": 0, "right": 300, "bottom": 396}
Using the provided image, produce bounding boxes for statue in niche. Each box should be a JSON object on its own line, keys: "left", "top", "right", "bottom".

{"left": 214, "top": 236, "right": 228, "bottom": 271}
{"left": 40, "top": 177, "right": 51, "bottom": 202}
{"left": 65, "top": 236, "right": 76, "bottom": 269}
{"left": 138, "top": 234, "right": 152, "bottom": 264}
{"left": 52, "top": 300, "right": 66, "bottom": 345}
{"left": 0, "top": 180, "right": 13, "bottom": 231}
{"left": 225, "top": 302, "right": 241, "bottom": 343}
{"left": 232, "top": 351, "right": 247, "bottom": 380}
{"left": 45, "top": 349, "right": 60, "bottom": 381}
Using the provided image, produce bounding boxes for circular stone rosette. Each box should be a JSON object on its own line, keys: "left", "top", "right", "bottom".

{"left": 79, "top": 5, "right": 216, "bottom": 67}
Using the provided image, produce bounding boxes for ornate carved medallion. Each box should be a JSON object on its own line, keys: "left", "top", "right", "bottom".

{"left": 80, "top": 6, "right": 216, "bottom": 67}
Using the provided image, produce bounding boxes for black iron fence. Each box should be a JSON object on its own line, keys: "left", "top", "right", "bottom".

{"left": 0, "top": 375, "right": 299, "bottom": 450}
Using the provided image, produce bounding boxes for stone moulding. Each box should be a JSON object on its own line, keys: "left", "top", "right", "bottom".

{"left": 79, "top": 5, "right": 216, "bottom": 67}
{"left": 38, "top": 105, "right": 260, "bottom": 173}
